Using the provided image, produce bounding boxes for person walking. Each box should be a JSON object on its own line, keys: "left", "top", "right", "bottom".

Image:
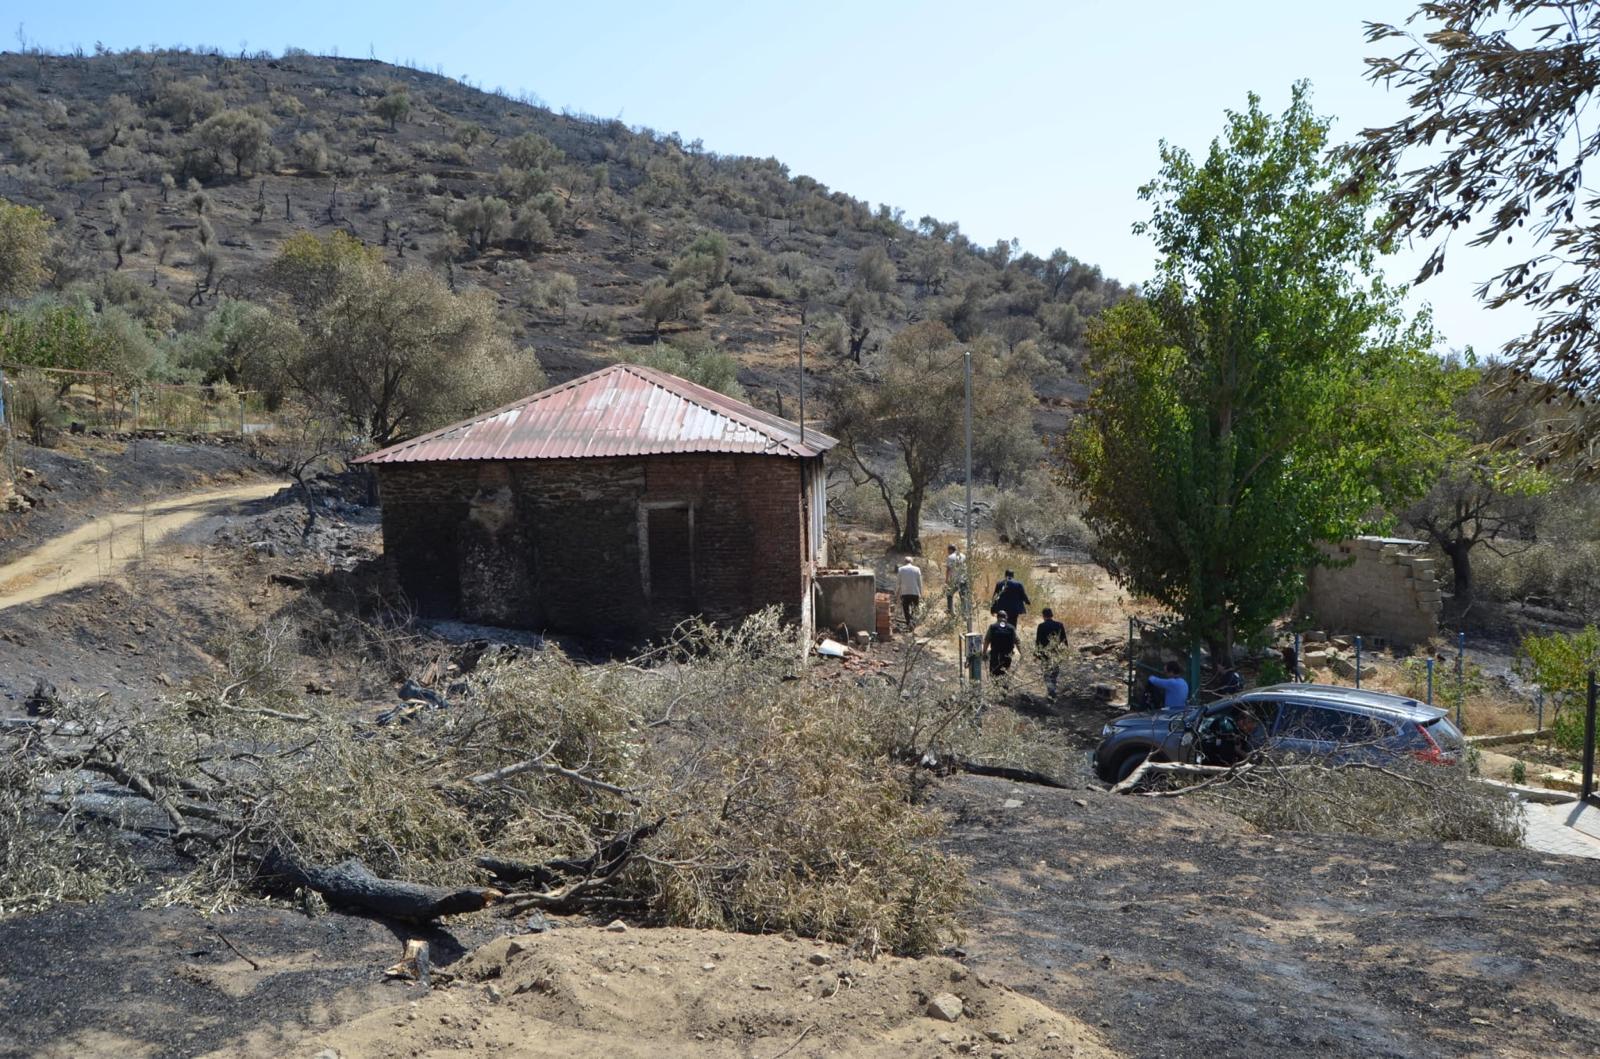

{"left": 1035, "top": 607, "right": 1067, "bottom": 698}
{"left": 943, "top": 544, "right": 969, "bottom": 616}
{"left": 983, "top": 610, "right": 1019, "bottom": 677}
{"left": 896, "top": 557, "right": 924, "bottom": 631}
{"left": 1147, "top": 659, "right": 1190, "bottom": 711}
{"left": 991, "top": 569, "right": 1031, "bottom": 622}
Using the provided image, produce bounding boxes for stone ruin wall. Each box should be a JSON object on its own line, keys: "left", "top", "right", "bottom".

{"left": 1300, "top": 537, "right": 1443, "bottom": 647}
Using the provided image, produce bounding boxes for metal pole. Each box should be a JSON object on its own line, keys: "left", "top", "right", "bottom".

{"left": 1293, "top": 632, "right": 1302, "bottom": 683}
{"left": 1426, "top": 659, "right": 1434, "bottom": 705}
{"left": 1354, "top": 636, "right": 1362, "bottom": 689}
{"left": 963, "top": 351, "right": 978, "bottom": 692}
{"left": 797, "top": 313, "right": 805, "bottom": 450}
{"left": 1582, "top": 671, "right": 1597, "bottom": 804}
{"left": 1455, "top": 631, "right": 1466, "bottom": 728}
{"left": 238, "top": 395, "right": 245, "bottom": 436}
{"left": 1127, "top": 616, "right": 1136, "bottom": 702}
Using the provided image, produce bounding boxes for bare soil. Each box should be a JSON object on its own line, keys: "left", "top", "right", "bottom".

{"left": 271, "top": 926, "right": 1113, "bottom": 1059}
{"left": 936, "top": 774, "right": 1600, "bottom": 1059}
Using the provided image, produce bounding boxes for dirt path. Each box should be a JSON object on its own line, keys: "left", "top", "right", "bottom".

{"left": 0, "top": 479, "right": 286, "bottom": 611}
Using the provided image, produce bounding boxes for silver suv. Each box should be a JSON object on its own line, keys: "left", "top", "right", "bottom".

{"left": 1092, "top": 683, "right": 1466, "bottom": 784}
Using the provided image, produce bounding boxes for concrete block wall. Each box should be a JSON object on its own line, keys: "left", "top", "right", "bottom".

{"left": 375, "top": 453, "right": 809, "bottom": 640}
{"left": 1301, "top": 537, "right": 1442, "bottom": 646}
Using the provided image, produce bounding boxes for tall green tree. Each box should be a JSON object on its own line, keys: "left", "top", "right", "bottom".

{"left": 1065, "top": 85, "right": 1455, "bottom": 660}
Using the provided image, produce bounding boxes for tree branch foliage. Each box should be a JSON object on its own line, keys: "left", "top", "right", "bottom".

{"left": 1354, "top": 1, "right": 1600, "bottom": 474}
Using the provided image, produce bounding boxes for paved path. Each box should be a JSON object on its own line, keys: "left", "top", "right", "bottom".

{"left": 0, "top": 479, "right": 285, "bottom": 610}
{"left": 1519, "top": 799, "right": 1600, "bottom": 859}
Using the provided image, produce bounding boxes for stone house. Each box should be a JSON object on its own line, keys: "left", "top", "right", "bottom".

{"left": 355, "top": 364, "right": 834, "bottom": 641}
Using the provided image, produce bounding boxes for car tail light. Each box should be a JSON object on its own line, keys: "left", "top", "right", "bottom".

{"left": 1411, "top": 724, "right": 1456, "bottom": 765}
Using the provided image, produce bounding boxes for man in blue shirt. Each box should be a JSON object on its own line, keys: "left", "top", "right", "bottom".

{"left": 1147, "top": 660, "right": 1189, "bottom": 710}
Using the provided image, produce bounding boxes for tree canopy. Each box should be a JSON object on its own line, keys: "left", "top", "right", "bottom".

{"left": 262, "top": 232, "right": 544, "bottom": 447}
{"left": 831, "top": 321, "right": 1040, "bottom": 553}
{"left": 1065, "top": 85, "right": 1456, "bottom": 658}
{"left": 1355, "top": 1, "right": 1600, "bottom": 474}
{"left": 0, "top": 198, "right": 52, "bottom": 302}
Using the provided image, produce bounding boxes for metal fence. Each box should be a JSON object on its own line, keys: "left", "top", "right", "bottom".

{"left": 0, "top": 365, "right": 291, "bottom": 437}
{"left": 1124, "top": 622, "right": 1482, "bottom": 718}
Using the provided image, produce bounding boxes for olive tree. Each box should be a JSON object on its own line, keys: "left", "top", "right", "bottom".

{"left": 0, "top": 198, "right": 51, "bottom": 301}
{"left": 830, "top": 321, "right": 1034, "bottom": 553}
{"left": 373, "top": 89, "right": 411, "bottom": 132}
{"left": 1355, "top": 2, "right": 1600, "bottom": 474}
{"left": 262, "top": 232, "right": 544, "bottom": 447}
{"left": 194, "top": 109, "right": 275, "bottom": 178}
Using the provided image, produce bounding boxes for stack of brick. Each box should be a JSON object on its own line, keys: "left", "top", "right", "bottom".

{"left": 1301, "top": 537, "right": 1442, "bottom": 647}
{"left": 874, "top": 592, "right": 894, "bottom": 642}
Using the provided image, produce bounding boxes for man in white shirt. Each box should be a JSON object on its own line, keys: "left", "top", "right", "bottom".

{"left": 896, "top": 557, "right": 924, "bottom": 631}
{"left": 943, "top": 544, "right": 969, "bottom": 616}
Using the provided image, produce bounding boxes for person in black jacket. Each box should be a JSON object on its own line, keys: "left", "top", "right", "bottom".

{"left": 990, "top": 570, "right": 1031, "bottom": 622}
{"left": 1035, "top": 608, "right": 1068, "bottom": 698}
{"left": 983, "top": 611, "right": 1019, "bottom": 677}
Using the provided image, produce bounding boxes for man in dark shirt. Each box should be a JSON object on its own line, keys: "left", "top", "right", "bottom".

{"left": 1035, "top": 607, "right": 1068, "bottom": 698}
{"left": 990, "top": 570, "right": 1031, "bottom": 622}
{"left": 983, "top": 611, "right": 1019, "bottom": 678}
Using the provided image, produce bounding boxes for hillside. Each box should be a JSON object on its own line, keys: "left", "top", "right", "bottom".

{"left": 0, "top": 47, "right": 1126, "bottom": 416}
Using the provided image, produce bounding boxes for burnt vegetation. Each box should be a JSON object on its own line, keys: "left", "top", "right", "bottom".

{"left": 0, "top": 45, "right": 1126, "bottom": 408}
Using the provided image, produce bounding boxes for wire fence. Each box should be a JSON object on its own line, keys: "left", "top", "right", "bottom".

{"left": 1121, "top": 621, "right": 1515, "bottom": 729}
{"left": 0, "top": 365, "right": 296, "bottom": 438}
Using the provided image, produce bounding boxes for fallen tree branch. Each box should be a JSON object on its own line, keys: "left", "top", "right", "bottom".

{"left": 260, "top": 851, "right": 501, "bottom": 922}
{"left": 466, "top": 756, "right": 637, "bottom": 799}
{"left": 903, "top": 748, "right": 1071, "bottom": 789}
{"left": 488, "top": 818, "right": 665, "bottom": 914}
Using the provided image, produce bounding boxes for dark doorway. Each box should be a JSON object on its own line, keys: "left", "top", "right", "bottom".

{"left": 646, "top": 504, "right": 693, "bottom": 607}
{"left": 404, "top": 525, "right": 462, "bottom": 618}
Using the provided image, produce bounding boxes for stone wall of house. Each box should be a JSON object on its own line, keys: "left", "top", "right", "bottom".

{"left": 1301, "top": 537, "right": 1443, "bottom": 646}
{"left": 374, "top": 453, "right": 808, "bottom": 640}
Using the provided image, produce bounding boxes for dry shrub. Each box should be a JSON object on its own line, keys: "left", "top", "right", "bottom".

{"left": 628, "top": 612, "right": 970, "bottom": 956}
{"left": 1196, "top": 759, "right": 1524, "bottom": 848}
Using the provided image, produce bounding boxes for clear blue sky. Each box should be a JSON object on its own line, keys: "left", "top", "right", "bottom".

{"left": 13, "top": 0, "right": 1533, "bottom": 354}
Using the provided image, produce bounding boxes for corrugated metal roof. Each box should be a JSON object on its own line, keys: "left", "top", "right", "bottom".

{"left": 355, "top": 363, "right": 837, "bottom": 464}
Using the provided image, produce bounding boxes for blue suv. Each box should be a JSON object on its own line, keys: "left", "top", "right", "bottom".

{"left": 1093, "top": 683, "right": 1466, "bottom": 784}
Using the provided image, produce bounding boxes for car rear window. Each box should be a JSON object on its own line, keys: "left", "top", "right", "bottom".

{"left": 1421, "top": 716, "right": 1465, "bottom": 749}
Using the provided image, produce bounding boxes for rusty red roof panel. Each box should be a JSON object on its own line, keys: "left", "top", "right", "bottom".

{"left": 355, "top": 363, "right": 837, "bottom": 464}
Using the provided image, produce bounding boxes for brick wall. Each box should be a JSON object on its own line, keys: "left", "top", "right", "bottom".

{"left": 374, "top": 453, "right": 809, "bottom": 640}
{"left": 1300, "top": 537, "right": 1443, "bottom": 646}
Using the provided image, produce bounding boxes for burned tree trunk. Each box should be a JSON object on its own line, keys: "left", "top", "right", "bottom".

{"left": 261, "top": 851, "right": 500, "bottom": 921}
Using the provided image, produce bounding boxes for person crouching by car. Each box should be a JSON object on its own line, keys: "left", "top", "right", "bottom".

{"left": 1147, "top": 659, "right": 1189, "bottom": 711}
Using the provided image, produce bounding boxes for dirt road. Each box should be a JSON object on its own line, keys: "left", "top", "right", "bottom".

{"left": 0, "top": 480, "right": 286, "bottom": 611}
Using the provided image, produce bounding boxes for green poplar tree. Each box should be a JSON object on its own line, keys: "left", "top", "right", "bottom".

{"left": 1065, "top": 84, "right": 1458, "bottom": 661}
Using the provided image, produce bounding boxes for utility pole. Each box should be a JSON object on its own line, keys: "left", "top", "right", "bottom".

{"left": 964, "top": 351, "right": 981, "bottom": 695}
{"left": 797, "top": 308, "right": 806, "bottom": 447}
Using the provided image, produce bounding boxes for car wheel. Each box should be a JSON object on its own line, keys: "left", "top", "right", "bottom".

{"left": 1110, "top": 750, "right": 1150, "bottom": 784}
